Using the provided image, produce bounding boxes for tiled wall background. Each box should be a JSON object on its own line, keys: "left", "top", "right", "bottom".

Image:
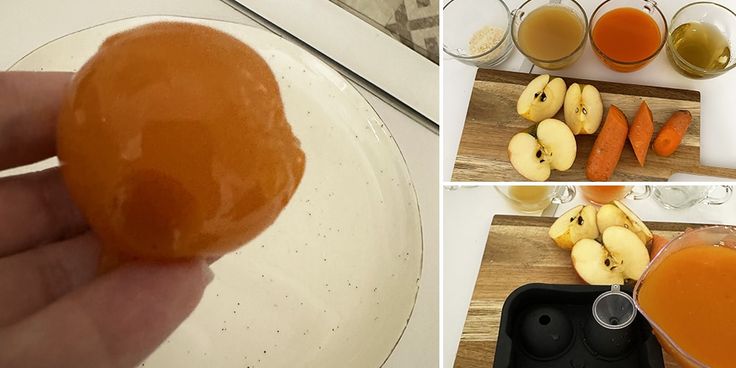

{"left": 330, "top": 0, "right": 439, "bottom": 64}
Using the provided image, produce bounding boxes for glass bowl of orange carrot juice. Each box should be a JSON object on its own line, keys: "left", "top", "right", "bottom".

{"left": 590, "top": 0, "right": 667, "bottom": 72}
{"left": 511, "top": 0, "right": 588, "bottom": 70}
{"left": 633, "top": 226, "right": 736, "bottom": 367}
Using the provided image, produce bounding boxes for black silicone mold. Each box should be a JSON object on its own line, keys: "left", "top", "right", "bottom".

{"left": 493, "top": 284, "right": 664, "bottom": 368}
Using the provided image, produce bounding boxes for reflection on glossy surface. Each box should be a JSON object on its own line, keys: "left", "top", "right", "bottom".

{"left": 57, "top": 22, "right": 305, "bottom": 260}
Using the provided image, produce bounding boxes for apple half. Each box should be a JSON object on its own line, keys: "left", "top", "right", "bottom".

{"left": 517, "top": 74, "right": 567, "bottom": 122}
{"left": 508, "top": 119, "right": 577, "bottom": 181}
{"left": 563, "top": 83, "right": 603, "bottom": 135}
{"left": 571, "top": 226, "right": 650, "bottom": 285}
{"left": 596, "top": 200, "right": 653, "bottom": 246}
{"left": 548, "top": 205, "right": 599, "bottom": 250}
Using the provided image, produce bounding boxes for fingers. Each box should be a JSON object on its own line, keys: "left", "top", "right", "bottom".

{"left": 0, "top": 232, "right": 99, "bottom": 326}
{"left": 0, "top": 168, "right": 87, "bottom": 256}
{"left": 0, "top": 72, "right": 72, "bottom": 170}
{"left": 0, "top": 259, "right": 213, "bottom": 368}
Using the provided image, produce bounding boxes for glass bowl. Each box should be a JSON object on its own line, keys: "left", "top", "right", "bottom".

{"left": 494, "top": 185, "right": 575, "bottom": 213}
{"left": 442, "top": 0, "right": 514, "bottom": 68}
{"left": 510, "top": 0, "right": 588, "bottom": 70}
{"left": 633, "top": 226, "right": 736, "bottom": 368}
{"left": 590, "top": 0, "right": 667, "bottom": 72}
{"left": 666, "top": 2, "right": 736, "bottom": 79}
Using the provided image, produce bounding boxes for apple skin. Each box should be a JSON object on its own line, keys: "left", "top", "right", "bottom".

{"left": 563, "top": 83, "right": 603, "bottom": 135}
{"left": 517, "top": 74, "right": 567, "bottom": 123}
{"left": 508, "top": 119, "right": 577, "bottom": 182}
{"left": 548, "top": 205, "right": 599, "bottom": 250}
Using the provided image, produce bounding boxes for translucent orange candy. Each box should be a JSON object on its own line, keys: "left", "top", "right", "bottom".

{"left": 57, "top": 22, "right": 305, "bottom": 262}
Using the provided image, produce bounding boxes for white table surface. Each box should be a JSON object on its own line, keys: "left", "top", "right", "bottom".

{"left": 233, "top": 0, "right": 440, "bottom": 123}
{"left": 442, "top": 0, "right": 736, "bottom": 182}
{"left": 0, "top": 1, "right": 438, "bottom": 367}
{"left": 442, "top": 184, "right": 736, "bottom": 367}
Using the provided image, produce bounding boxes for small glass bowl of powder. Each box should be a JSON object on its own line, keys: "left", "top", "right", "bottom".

{"left": 443, "top": 0, "right": 514, "bottom": 68}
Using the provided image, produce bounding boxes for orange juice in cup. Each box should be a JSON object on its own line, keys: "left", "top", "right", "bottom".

{"left": 580, "top": 185, "right": 650, "bottom": 205}
{"left": 589, "top": 0, "right": 667, "bottom": 72}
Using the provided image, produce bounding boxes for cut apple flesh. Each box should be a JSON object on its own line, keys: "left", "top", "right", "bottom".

{"left": 536, "top": 119, "right": 577, "bottom": 171}
{"left": 602, "top": 226, "right": 650, "bottom": 280}
{"left": 549, "top": 204, "right": 599, "bottom": 250}
{"left": 612, "top": 200, "right": 652, "bottom": 243}
{"left": 571, "top": 239, "right": 625, "bottom": 285}
{"left": 596, "top": 200, "right": 653, "bottom": 246}
{"left": 508, "top": 118, "right": 577, "bottom": 181}
{"left": 508, "top": 133, "right": 551, "bottom": 182}
{"left": 563, "top": 83, "right": 603, "bottom": 135}
{"left": 571, "top": 226, "right": 650, "bottom": 285}
{"left": 517, "top": 74, "right": 567, "bottom": 123}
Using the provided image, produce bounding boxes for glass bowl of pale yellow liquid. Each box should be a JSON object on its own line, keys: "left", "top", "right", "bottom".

{"left": 667, "top": 2, "right": 736, "bottom": 79}
{"left": 511, "top": 0, "right": 588, "bottom": 70}
{"left": 496, "top": 185, "right": 576, "bottom": 213}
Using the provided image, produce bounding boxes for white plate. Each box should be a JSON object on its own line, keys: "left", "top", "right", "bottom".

{"left": 9, "top": 15, "right": 422, "bottom": 368}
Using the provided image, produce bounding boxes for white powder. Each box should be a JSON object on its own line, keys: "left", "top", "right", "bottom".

{"left": 468, "top": 25, "right": 509, "bottom": 65}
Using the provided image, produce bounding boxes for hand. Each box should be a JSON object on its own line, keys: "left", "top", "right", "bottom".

{"left": 0, "top": 72, "right": 214, "bottom": 368}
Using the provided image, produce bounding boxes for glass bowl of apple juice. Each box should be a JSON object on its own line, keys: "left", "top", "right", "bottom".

{"left": 511, "top": 0, "right": 588, "bottom": 70}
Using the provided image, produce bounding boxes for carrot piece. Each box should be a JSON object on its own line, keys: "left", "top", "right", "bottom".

{"left": 650, "top": 234, "right": 670, "bottom": 259}
{"left": 586, "top": 105, "right": 629, "bottom": 181}
{"left": 652, "top": 110, "right": 692, "bottom": 157}
{"left": 629, "top": 101, "right": 654, "bottom": 166}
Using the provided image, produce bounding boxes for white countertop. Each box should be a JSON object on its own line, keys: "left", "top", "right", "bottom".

{"left": 232, "top": 0, "right": 440, "bottom": 124}
{"left": 442, "top": 0, "right": 736, "bottom": 182}
{"left": 0, "top": 1, "right": 438, "bottom": 367}
{"left": 442, "top": 185, "right": 736, "bottom": 367}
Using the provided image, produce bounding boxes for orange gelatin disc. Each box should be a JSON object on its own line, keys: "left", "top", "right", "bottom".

{"left": 57, "top": 22, "right": 305, "bottom": 261}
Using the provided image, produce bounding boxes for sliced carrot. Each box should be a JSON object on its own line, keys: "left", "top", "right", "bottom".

{"left": 629, "top": 101, "right": 654, "bottom": 166}
{"left": 586, "top": 105, "right": 629, "bottom": 181}
{"left": 653, "top": 110, "right": 692, "bottom": 157}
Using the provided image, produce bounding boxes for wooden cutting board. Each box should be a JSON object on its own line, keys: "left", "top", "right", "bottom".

{"left": 454, "top": 215, "right": 695, "bottom": 368}
{"left": 452, "top": 69, "right": 736, "bottom": 182}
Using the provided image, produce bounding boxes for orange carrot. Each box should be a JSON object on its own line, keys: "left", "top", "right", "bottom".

{"left": 586, "top": 105, "right": 629, "bottom": 181}
{"left": 629, "top": 101, "right": 654, "bottom": 166}
{"left": 650, "top": 234, "right": 670, "bottom": 259}
{"left": 653, "top": 110, "right": 692, "bottom": 157}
